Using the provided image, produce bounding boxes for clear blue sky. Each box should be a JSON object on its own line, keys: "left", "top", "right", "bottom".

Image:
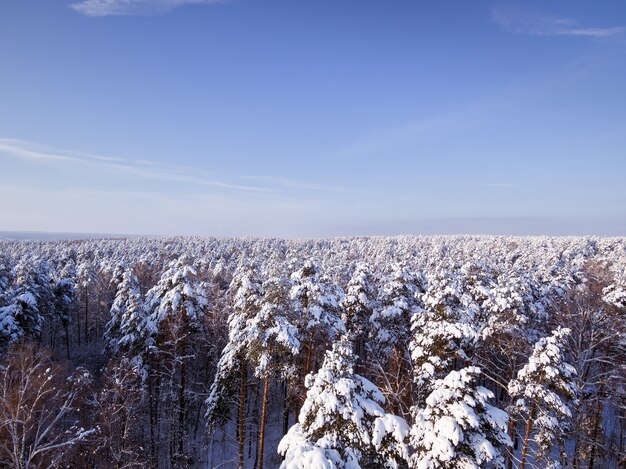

{"left": 1, "top": 0, "right": 625, "bottom": 237}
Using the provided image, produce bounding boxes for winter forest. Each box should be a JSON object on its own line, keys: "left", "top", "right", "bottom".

{"left": 0, "top": 235, "right": 625, "bottom": 469}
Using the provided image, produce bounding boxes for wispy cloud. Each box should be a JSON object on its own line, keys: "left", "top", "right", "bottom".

{"left": 0, "top": 138, "right": 372, "bottom": 198}
{"left": 492, "top": 5, "right": 625, "bottom": 38}
{"left": 240, "top": 175, "right": 366, "bottom": 194}
{"left": 70, "top": 0, "right": 224, "bottom": 17}
{"left": 0, "top": 138, "right": 271, "bottom": 193}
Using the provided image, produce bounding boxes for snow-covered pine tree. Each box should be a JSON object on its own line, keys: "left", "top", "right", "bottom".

{"left": 410, "top": 366, "right": 511, "bottom": 469}
{"left": 507, "top": 327, "right": 577, "bottom": 469}
{"left": 106, "top": 269, "right": 143, "bottom": 354}
{"left": 146, "top": 257, "right": 208, "bottom": 466}
{"left": 0, "top": 260, "right": 51, "bottom": 347}
{"left": 370, "top": 263, "right": 420, "bottom": 359}
{"left": 53, "top": 260, "right": 76, "bottom": 359}
{"left": 278, "top": 336, "right": 409, "bottom": 469}
{"left": 147, "top": 258, "right": 207, "bottom": 334}
{"left": 76, "top": 259, "right": 97, "bottom": 345}
{"left": 341, "top": 263, "right": 376, "bottom": 371}
{"left": 247, "top": 275, "right": 300, "bottom": 469}
{"left": 0, "top": 290, "right": 38, "bottom": 346}
{"left": 369, "top": 263, "right": 422, "bottom": 416}
{"left": 205, "top": 264, "right": 264, "bottom": 469}
{"left": 603, "top": 266, "right": 626, "bottom": 310}
{"left": 109, "top": 263, "right": 126, "bottom": 292}
{"left": 410, "top": 267, "right": 478, "bottom": 402}
{"left": 0, "top": 254, "right": 13, "bottom": 306}
{"left": 290, "top": 260, "right": 345, "bottom": 380}
{"left": 106, "top": 269, "right": 154, "bottom": 375}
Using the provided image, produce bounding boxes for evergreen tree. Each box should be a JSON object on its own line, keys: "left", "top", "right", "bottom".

{"left": 0, "top": 290, "right": 39, "bottom": 346}
{"left": 410, "top": 366, "right": 510, "bottom": 469}
{"left": 507, "top": 327, "right": 577, "bottom": 469}
{"left": 147, "top": 258, "right": 207, "bottom": 331}
{"left": 75, "top": 259, "right": 98, "bottom": 345}
{"left": 205, "top": 264, "right": 264, "bottom": 468}
{"left": 105, "top": 269, "right": 150, "bottom": 356}
{"left": 0, "top": 254, "right": 13, "bottom": 306}
{"left": 410, "top": 268, "right": 478, "bottom": 397}
{"left": 290, "top": 260, "right": 345, "bottom": 397}
{"left": 146, "top": 257, "right": 208, "bottom": 466}
{"left": 248, "top": 275, "right": 300, "bottom": 469}
{"left": 279, "top": 336, "right": 409, "bottom": 469}
{"left": 370, "top": 264, "right": 420, "bottom": 359}
{"left": 53, "top": 261, "right": 76, "bottom": 359}
{"left": 341, "top": 263, "right": 376, "bottom": 370}
{"left": 0, "top": 260, "right": 51, "bottom": 346}
{"left": 370, "top": 264, "right": 422, "bottom": 416}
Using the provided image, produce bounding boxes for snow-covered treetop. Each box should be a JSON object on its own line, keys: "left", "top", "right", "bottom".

{"left": 370, "top": 263, "right": 422, "bottom": 357}
{"left": 146, "top": 257, "right": 208, "bottom": 330}
{"left": 279, "top": 336, "right": 409, "bottom": 469}
{"left": 342, "top": 263, "right": 376, "bottom": 338}
{"left": 411, "top": 366, "right": 511, "bottom": 469}
{"left": 246, "top": 275, "right": 300, "bottom": 378}
{"left": 507, "top": 327, "right": 577, "bottom": 464}
{"left": 508, "top": 327, "right": 577, "bottom": 409}
{"left": 290, "top": 260, "right": 345, "bottom": 337}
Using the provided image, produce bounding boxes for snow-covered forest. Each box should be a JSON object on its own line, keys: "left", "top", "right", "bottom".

{"left": 0, "top": 235, "right": 625, "bottom": 468}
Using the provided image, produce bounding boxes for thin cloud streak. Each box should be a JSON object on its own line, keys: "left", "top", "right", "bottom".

{"left": 0, "top": 138, "right": 272, "bottom": 193}
{"left": 491, "top": 5, "right": 625, "bottom": 38}
{"left": 70, "top": 0, "right": 224, "bottom": 17}
{"left": 240, "top": 175, "right": 367, "bottom": 194}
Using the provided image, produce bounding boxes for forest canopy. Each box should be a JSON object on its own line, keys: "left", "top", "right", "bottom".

{"left": 0, "top": 235, "right": 624, "bottom": 468}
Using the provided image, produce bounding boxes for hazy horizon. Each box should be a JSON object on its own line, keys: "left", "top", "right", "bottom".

{"left": 3, "top": 213, "right": 626, "bottom": 241}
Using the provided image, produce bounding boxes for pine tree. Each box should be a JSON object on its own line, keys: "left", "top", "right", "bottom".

{"left": 247, "top": 275, "right": 300, "bottom": 469}
{"left": 370, "top": 264, "right": 420, "bottom": 359}
{"left": 0, "top": 291, "right": 38, "bottom": 346}
{"left": 76, "top": 259, "right": 97, "bottom": 345}
{"left": 278, "top": 336, "right": 409, "bottom": 469}
{"left": 507, "top": 327, "right": 577, "bottom": 469}
{"left": 105, "top": 269, "right": 149, "bottom": 356}
{"left": 410, "top": 366, "right": 511, "bottom": 469}
{"left": 118, "top": 279, "right": 154, "bottom": 359}
{"left": 205, "top": 264, "right": 264, "bottom": 468}
{"left": 146, "top": 257, "right": 208, "bottom": 466}
{"left": 0, "top": 260, "right": 50, "bottom": 346}
{"left": 0, "top": 254, "right": 13, "bottom": 306}
{"left": 410, "top": 268, "right": 478, "bottom": 397}
{"left": 370, "top": 264, "right": 422, "bottom": 416}
{"left": 341, "top": 263, "right": 376, "bottom": 370}
{"left": 53, "top": 261, "right": 76, "bottom": 360}
{"left": 290, "top": 260, "right": 345, "bottom": 400}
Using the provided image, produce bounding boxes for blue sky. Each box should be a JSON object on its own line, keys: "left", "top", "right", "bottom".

{"left": 1, "top": 0, "right": 625, "bottom": 237}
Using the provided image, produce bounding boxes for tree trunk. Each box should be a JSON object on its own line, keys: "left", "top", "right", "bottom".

{"left": 258, "top": 377, "right": 270, "bottom": 469}
{"left": 148, "top": 370, "right": 156, "bottom": 466}
{"left": 239, "top": 364, "right": 248, "bottom": 469}
{"left": 155, "top": 372, "right": 162, "bottom": 462}
{"left": 507, "top": 416, "right": 517, "bottom": 469}
{"left": 63, "top": 321, "right": 71, "bottom": 360}
{"left": 305, "top": 337, "right": 313, "bottom": 375}
{"left": 588, "top": 397, "right": 604, "bottom": 469}
{"left": 282, "top": 380, "right": 289, "bottom": 436}
{"left": 76, "top": 303, "right": 81, "bottom": 347}
{"left": 520, "top": 402, "right": 537, "bottom": 469}
{"left": 178, "top": 349, "right": 186, "bottom": 464}
{"left": 84, "top": 291, "right": 89, "bottom": 344}
{"left": 208, "top": 433, "right": 214, "bottom": 469}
